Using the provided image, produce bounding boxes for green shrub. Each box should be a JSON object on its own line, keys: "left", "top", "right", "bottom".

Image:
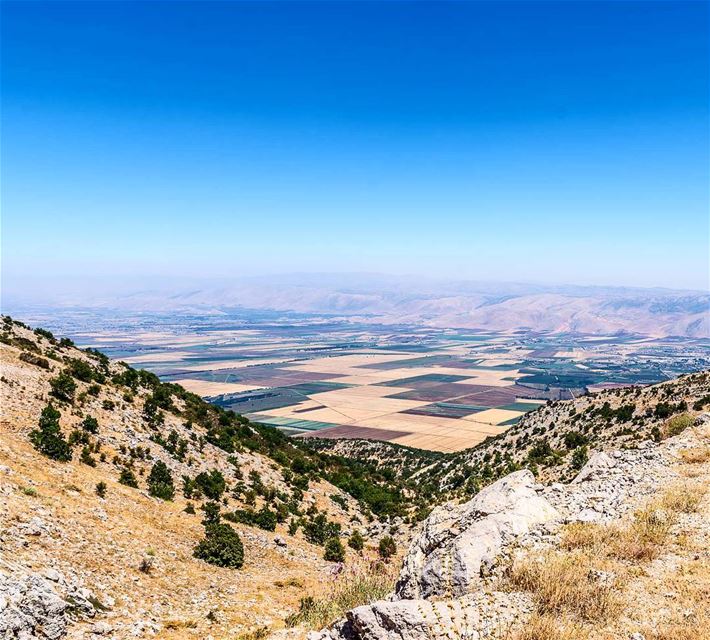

{"left": 665, "top": 413, "right": 694, "bottom": 438}
{"left": 571, "top": 446, "right": 588, "bottom": 470}
{"left": 34, "top": 327, "right": 55, "bottom": 342}
{"left": 254, "top": 506, "right": 278, "bottom": 532}
{"left": 348, "top": 530, "right": 364, "bottom": 551}
{"left": 194, "top": 469, "right": 226, "bottom": 500}
{"left": 563, "top": 431, "right": 588, "bottom": 450}
{"left": 81, "top": 416, "right": 99, "bottom": 434}
{"left": 49, "top": 372, "right": 76, "bottom": 402}
{"left": 201, "top": 501, "right": 221, "bottom": 526}
{"left": 96, "top": 481, "right": 107, "bottom": 498}
{"left": 324, "top": 537, "right": 345, "bottom": 562}
{"left": 80, "top": 446, "right": 97, "bottom": 467}
{"left": 67, "top": 358, "right": 96, "bottom": 383}
{"left": 148, "top": 461, "right": 175, "bottom": 500}
{"left": 303, "top": 513, "right": 341, "bottom": 546}
{"left": 378, "top": 535, "right": 396, "bottom": 561}
{"left": 29, "top": 404, "right": 73, "bottom": 462}
{"left": 193, "top": 523, "right": 244, "bottom": 568}
{"left": 118, "top": 468, "right": 139, "bottom": 488}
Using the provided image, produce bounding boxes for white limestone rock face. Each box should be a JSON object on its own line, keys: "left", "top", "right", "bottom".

{"left": 0, "top": 570, "right": 97, "bottom": 639}
{"left": 310, "top": 591, "right": 533, "bottom": 640}
{"left": 572, "top": 451, "right": 616, "bottom": 484}
{"left": 395, "top": 470, "right": 559, "bottom": 599}
{"left": 0, "top": 573, "right": 69, "bottom": 639}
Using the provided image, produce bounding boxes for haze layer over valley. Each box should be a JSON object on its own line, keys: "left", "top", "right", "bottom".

{"left": 5, "top": 274, "right": 709, "bottom": 338}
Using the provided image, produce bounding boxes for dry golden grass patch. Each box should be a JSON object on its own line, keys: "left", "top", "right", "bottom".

{"left": 642, "top": 607, "right": 710, "bottom": 640}
{"left": 507, "top": 550, "right": 623, "bottom": 622}
{"left": 679, "top": 446, "right": 710, "bottom": 464}
{"left": 511, "top": 477, "right": 709, "bottom": 639}
{"left": 559, "top": 522, "right": 616, "bottom": 552}
{"left": 659, "top": 483, "right": 705, "bottom": 514}
{"left": 612, "top": 505, "right": 674, "bottom": 561}
{"left": 560, "top": 483, "right": 706, "bottom": 564}
{"left": 507, "top": 614, "right": 590, "bottom": 640}
{"left": 285, "top": 559, "right": 397, "bottom": 630}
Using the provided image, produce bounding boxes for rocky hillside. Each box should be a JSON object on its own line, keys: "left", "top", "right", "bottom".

{"left": 0, "top": 316, "right": 415, "bottom": 639}
{"left": 310, "top": 414, "right": 710, "bottom": 640}
{"left": 1, "top": 314, "right": 709, "bottom": 640}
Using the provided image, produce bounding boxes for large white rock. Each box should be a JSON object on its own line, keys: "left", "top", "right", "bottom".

{"left": 395, "top": 470, "right": 559, "bottom": 599}
{"left": 572, "top": 451, "right": 616, "bottom": 483}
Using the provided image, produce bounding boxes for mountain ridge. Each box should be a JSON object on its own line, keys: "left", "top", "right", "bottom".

{"left": 5, "top": 275, "right": 708, "bottom": 337}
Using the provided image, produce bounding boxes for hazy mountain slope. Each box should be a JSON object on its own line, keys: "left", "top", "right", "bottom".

{"left": 6, "top": 274, "right": 708, "bottom": 336}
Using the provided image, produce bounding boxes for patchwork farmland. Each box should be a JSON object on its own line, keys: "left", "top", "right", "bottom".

{"left": 27, "top": 310, "right": 710, "bottom": 452}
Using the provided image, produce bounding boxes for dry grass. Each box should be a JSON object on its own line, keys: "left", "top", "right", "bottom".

{"left": 508, "top": 614, "right": 590, "bottom": 640}
{"left": 285, "top": 559, "right": 397, "bottom": 630}
{"left": 507, "top": 550, "right": 623, "bottom": 622}
{"left": 512, "top": 477, "right": 709, "bottom": 637}
{"left": 560, "top": 483, "right": 706, "bottom": 564}
{"left": 612, "top": 506, "right": 674, "bottom": 561}
{"left": 559, "top": 522, "right": 615, "bottom": 552}
{"left": 659, "top": 483, "right": 705, "bottom": 514}
{"left": 679, "top": 446, "right": 710, "bottom": 464}
{"left": 643, "top": 618, "right": 710, "bottom": 640}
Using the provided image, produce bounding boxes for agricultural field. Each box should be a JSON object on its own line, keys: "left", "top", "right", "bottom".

{"left": 17, "top": 309, "right": 710, "bottom": 452}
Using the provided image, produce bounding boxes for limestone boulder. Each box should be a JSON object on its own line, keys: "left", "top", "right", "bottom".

{"left": 395, "top": 470, "right": 559, "bottom": 599}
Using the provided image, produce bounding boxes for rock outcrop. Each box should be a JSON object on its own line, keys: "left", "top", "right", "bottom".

{"left": 0, "top": 568, "right": 96, "bottom": 639}
{"left": 312, "top": 591, "right": 533, "bottom": 640}
{"left": 309, "top": 419, "right": 709, "bottom": 640}
{"left": 395, "top": 470, "right": 558, "bottom": 599}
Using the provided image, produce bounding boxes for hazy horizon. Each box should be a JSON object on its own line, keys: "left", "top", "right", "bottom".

{"left": 2, "top": 0, "right": 709, "bottom": 295}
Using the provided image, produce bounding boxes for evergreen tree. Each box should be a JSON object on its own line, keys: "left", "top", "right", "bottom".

{"left": 29, "top": 404, "right": 73, "bottom": 462}
{"left": 193, "top": 523, "right": 244, "bottom": 568}
{"left": 148, "top": 460, "right": 175, "bottom": 500}
{"left": 201, "top": 501, "right": 222, "bottom": 526}
{"left": 49, "top": 371, "right": 76, "bottom": 402}
{"left": 81, "top": 415, "right": 99, "bottom": 434}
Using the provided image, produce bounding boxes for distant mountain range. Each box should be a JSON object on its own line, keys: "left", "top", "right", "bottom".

{"left": 4, "top": 273, "right": 709, "bottom": 337}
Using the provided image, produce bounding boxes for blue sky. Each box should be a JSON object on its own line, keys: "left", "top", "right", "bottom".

{"left": 2, "top": 0, "right": 708, "bottom": 293}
